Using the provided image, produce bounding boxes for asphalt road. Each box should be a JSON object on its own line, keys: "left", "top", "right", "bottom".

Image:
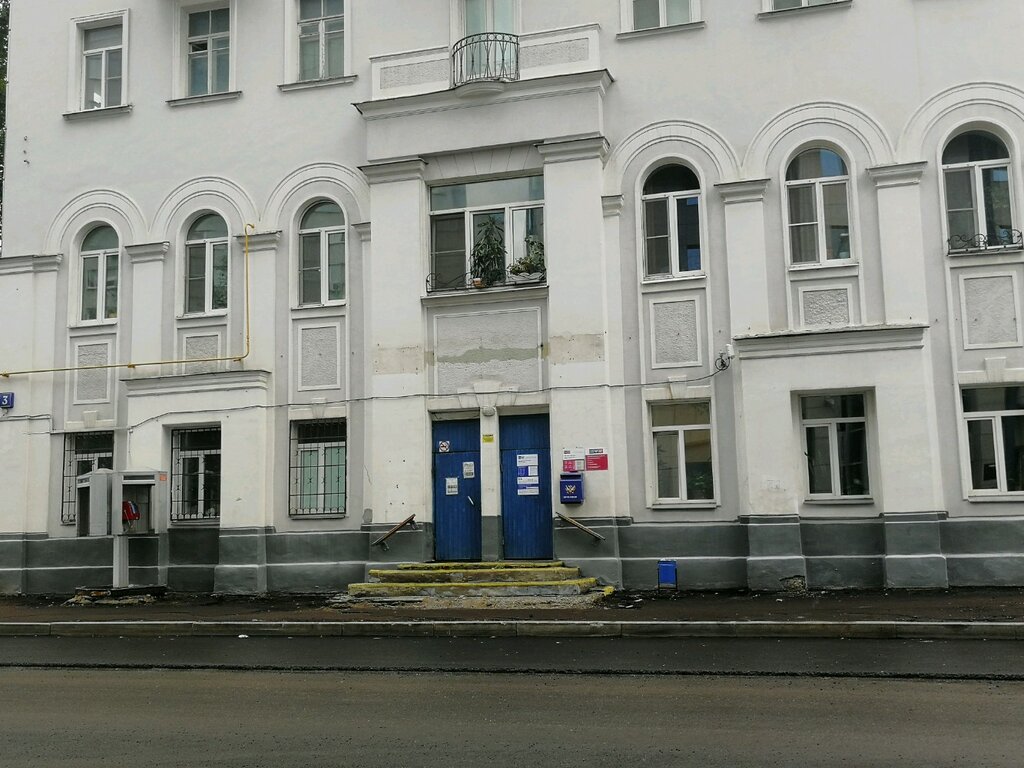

{"left": 3, "top": 636, "right": 1024, "bottom": 678}
{"left": 1, "top": 668, "right": 1022, "bottom": 767}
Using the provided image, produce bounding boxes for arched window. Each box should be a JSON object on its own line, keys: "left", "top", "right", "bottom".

{"left": 943, "top": 130, "right": 1015, "bottom": 251}
{"left": 298, "top": 200, "right": 346, "bottom": 305}
{"left": 80, "top": 224, "right": 119, "bottom": 321}
{"left": 785, "top": 148, "right": 851, "bottom": 264}
{"left": 185, "top": 213, "right": 229, "bottom": 314}
{"left": 642, "top": 164, "right": 702, "bottom": 278}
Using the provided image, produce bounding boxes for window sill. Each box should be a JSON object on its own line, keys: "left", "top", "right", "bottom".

{"left": 803, "top": 496, "right": 873, "bottom": 505}
{"left": 177, "top": 311, "right": 229, "bottom": 321}
{"left": 758, "top": 1, "right": 852, "bottom": 21}
{"left": 292, "top": 301, "right": 348, "bottom": 313}
{"left": 616, "top": 20, "right": 706, "bottom": 41}
{"left": 69, "top": 320, "right": 119, "bottom": 331}
{"left": 63, "top": 104, "right": 133, "bottom": 121}
{"left": 948, "top": 245, "right": 1024, "bottom": 257}
{"left": 167, "top": 91, "right": 243, "bottom": 108}
{"left": 278, "top": 75, "right": 357, "bottom": 92}
{"left": 788, "top": 259, "right": 858, "bottom": 273}
{"left": 652, "top": 500, "right": 718, "bottom": 510}
{"left": 169, "top": 519, "right": 220, "bottom": 527}
{"left": 423, "top": 283, "right": 548, "bottom": 305}
{"left": 967, "top": 494, "right": 1024, "bottom": 503}
{"left": 642, "top": 273, "right": 707, "bottom": 288}
{"left": 289, "top": 513, "right": 348, "bottom": 520}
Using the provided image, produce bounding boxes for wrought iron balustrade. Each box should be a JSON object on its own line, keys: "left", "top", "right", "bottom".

{"left": 426, "top": 265, "right": 546, "bottom": 293}
{"left": 451, "top": 32, "right": 520, "bottom": 88}
{"left": 947, "top": 229, "right": 1023, "bottom": 254}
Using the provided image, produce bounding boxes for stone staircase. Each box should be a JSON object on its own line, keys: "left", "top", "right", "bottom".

{"left": 347, "top": 561, "right": 601, "bottom": 599}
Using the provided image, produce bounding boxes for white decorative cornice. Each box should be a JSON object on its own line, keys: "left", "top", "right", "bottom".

{"left": 602, "top": 195, "right": 624, "bottom": 218}
{"left": 125, "top": 242, "right": 170, "bottom": 264}
{"left": 123, "top": 369, "right": 271, "bottom": 397}
{"left": 715, "top": 178, "right": 770, "bottom": 204}
{"left": 0, "top": 253, "right": 63, "bottom": 276}
{"left": 235, "top": 231, "right": 281, "bottom": 251}
{"left": 734, "top": 323, "right": 928, "bottom": 359}
{"left": 537, "top": 134, "right": 609, "bottom": 165}
{"left": 351, "top": 222, "right": 372, "bottom": 243}
{"left": 354, "top": 69, "right": 613, "bottom": 121}
{"left": 359, "top": 158, "right": 428, "bottom": 184}
{"left": 866, "top": 161, "right": 928, "bottom": 189}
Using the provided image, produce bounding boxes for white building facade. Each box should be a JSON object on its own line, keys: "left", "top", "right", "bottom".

{"left": 2, "top": 0, "right": 1024, "bottom": 593}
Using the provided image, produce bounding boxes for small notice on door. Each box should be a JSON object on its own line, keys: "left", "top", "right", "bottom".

{"left": 462, "top": 462, "right": 475, "bottom": 479}
{"left": 517, "top": 453, "right": 539, "bottom": 468}
{"left": 445, "top": 477, "right": 459, "bottom": 496}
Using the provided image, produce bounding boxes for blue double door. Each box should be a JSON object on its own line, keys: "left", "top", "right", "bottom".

{"left": 432, "top": 415, "right": 552, "bottom": 562}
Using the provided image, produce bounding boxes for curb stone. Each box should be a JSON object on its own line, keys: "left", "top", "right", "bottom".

{"left": 1, "top": 620, "right": 1024, "bottom": 641}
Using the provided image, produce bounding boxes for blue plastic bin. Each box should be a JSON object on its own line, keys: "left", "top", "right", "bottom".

{"left": 657, "top": 559, "right": 677, "bottom": 589}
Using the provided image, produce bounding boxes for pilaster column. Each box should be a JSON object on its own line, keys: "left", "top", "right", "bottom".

{"left": 360, "top": 159, "right": 431, "bottom": 526}
{"left": 867, "top": 161, "right": 929, "bottom": 324}
{"left": 233, "top": 230, "right": 281, "bottom": 371}
{"left": 716, "top": 179, "right": 772, "bottom": 335}
{"left": 125, "top": 242, "right": 170, "bottom": 366}
{"left": 538, "top": 136, "right": 622, "bottom": 520}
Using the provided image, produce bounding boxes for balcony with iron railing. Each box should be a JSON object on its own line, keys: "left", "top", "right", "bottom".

{"left": 947, "top": 228, "right": 1024, "bottom": 254}
{"left": 450, "top": 32, "right": 520, "bottom": 89}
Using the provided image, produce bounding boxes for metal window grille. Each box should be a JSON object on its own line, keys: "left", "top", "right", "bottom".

{"left": 61, "top": 432, "right": 115, "bottom": 525}
{"left": 289, "top": 420, "right": 347, "bottom": 518}
{"left": 170, "top": 427, "right": 222, "bottom": 523}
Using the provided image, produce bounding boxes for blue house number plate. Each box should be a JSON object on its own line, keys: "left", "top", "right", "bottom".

{"left": 0, "top": 393, "right": 14, "bottom": 409}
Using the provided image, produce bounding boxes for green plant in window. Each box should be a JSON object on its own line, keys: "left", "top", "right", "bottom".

{"left": 470, "top": 215, "right": 507, "bottom": 286}
{"left": 509, "top": 235, "right": 546, "bottom": 276}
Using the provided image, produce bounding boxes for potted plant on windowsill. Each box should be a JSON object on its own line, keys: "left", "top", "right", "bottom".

{"left": 470, "top": 216, "right": 508, "bottom": 288}
{"left": 507, "top": 235, "right": 545, "bottom": 285}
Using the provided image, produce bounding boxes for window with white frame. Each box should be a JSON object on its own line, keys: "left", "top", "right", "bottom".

{"left": 642, "top": 164, "right": 702, "bottom": 277}
{"left": 298, "top": 0, "right": 345, "bottom": 81}
{"left": 187, "top": 8, "right": 231, "bottom": 96}
{"left": 185, "top": 214, "right": 229, "bottom": 314}
{"left": 943, "top": 131, "right": 1016, "bottom": 252}
{"left": 631, "top": 0, "right": 697, "bottom": 30}
{"left": 298, "top": 201, "right": 346, "bottom": 305}
{"left": 82, "top": 23, "right": 124, "bottom": 110}
{"left": 429, "top": 176, "right": 545, "bottom": 290}
{"left": 80, "top": 225, "right": 119, "bottom": 322}
{"left": 800, "top": 394, "right": 870, "bottom": 499}
{"left": 786, "top": 148, "right": 852, "bottom": 265}
{"left": 962, "top": 387, "right": 1024, "bottom": 494}
{"left": 290, "top": 420, "right": 347, "bottom": 517}
{"left": 652, "top": 402, "right": 715, "bottom": 502}
{"left": 170, "top": 427, "right": 221, "bottom": 522}
{"left": 771, "top": 0, "right": 843, "bottom": 9}
{"left": 463, "top": 0, "right": 516, "bottom": 35}
{"left": 61, "top": 432, "right": 114, "bottom": 525}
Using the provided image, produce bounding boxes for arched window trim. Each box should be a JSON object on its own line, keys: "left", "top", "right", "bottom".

{"left": 941, "top": 128, "right": 1018, "bottom": 253}
{"left": 783, "top": 146, "right": 853, "bottom": 266}
{"left": 640, "top": 161, "right": 704, "bottom": 279}
{"left": 297, "top": 198, "right": 347, "bottom": 306}
{"left": 184, "top": 212, "right": 230, "bottom": 315}
{"left": 79, "top": 224, "right": 120, "bottom": 323}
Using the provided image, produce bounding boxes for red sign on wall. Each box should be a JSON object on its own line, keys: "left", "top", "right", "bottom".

{"left": 585, "top": 449, "right": 609, "bottom": 471}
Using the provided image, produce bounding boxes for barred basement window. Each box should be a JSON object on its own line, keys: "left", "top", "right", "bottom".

{"left": 170, "top": 427, "right": 221, "bottom": 522}
{"left": 61, "top": 432, "right": 114, "bottom": 525}
{"left": 290, "top": 420, "right": 347, "bottom": 517}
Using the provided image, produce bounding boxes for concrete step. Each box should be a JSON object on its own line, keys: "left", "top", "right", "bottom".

{"left": 396, "top": 561, "right": 565, "bottom": 571}
{"left": 347, "top": 578, "right": 599, "bottom": 599}
{"left": 370, "top": 567, "right": 582, "bottom": 584}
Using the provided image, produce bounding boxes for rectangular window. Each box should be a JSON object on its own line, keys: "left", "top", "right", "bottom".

{"left": 962, "top": 387, "right": 1024, "bottom": 494}
{"left": 61, "top": 432, "right": 115, "bottom": 525}
{"left": 187, "top": 8, "right": 230, "bottom": 96}
{"left": 800, "top": 394, "right": 870, "bottom": 498}
{"left": 651, "top": 402, "right": 715, "bottom": 502}
{"left": 82, "top": 23, "right": 123, "bottom": 110}
{"left": 298, "top": 0, "right": 345, "bottom": 81}
{"left": 171, "top": 427, "right": 222, "bottom": 522}
{"left": 772, "top": 0, "right": 842, "bottom": 9}
{"left": 289, "top": 420, "right": 347, "bottom": 517}
{"left": 633, "top": 0, "right": 694, "bottom": 30}
{"left": 185, "top": 241, "right": 229, "bottom": 314}
{"left": 428, "top": 176, "right": 545, "bottom": 291}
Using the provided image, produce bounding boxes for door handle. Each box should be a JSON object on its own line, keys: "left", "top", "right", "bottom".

{"left": 467, "top": 496, "right": 475, "bottom": 507}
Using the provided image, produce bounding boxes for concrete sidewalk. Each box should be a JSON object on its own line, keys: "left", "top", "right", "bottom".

{"left": 2, "top": 587, "right": 1024, "bottom": 640}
